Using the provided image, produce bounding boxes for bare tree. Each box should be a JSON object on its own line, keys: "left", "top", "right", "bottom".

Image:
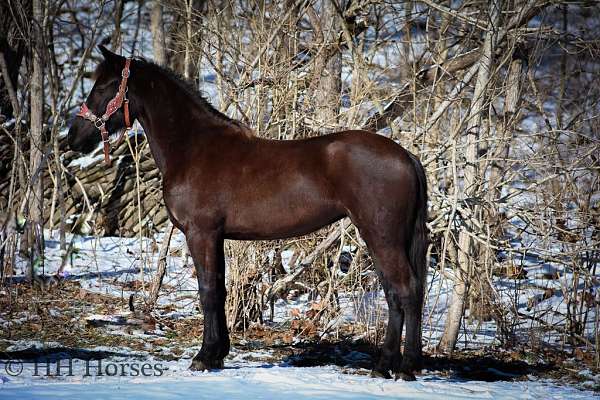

{"left": 438, "top": 0, "right": 502, "bottom": 354}
{"left": 151, "top": 0, "right": 167, "bottom": 66}
{"left": 26, "top": 0, "right": 46, "bottom": 280}
{"left": 308, "top": 0, "right": 342, "bottom": 130}
{"left": 111, "top": 0, "right": 125, "bottom": 50}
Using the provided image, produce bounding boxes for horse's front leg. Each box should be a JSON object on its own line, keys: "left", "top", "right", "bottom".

{"left": 187, "top": 230, "right": 230, "bottom": 370}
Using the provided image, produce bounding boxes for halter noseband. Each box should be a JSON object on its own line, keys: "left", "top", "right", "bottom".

{"left": 77, "top": 58, "right": 132, "bottom": 165}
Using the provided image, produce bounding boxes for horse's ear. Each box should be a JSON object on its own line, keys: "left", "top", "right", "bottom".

{"left": 98, "top": 45, "right": 115, "bottom": 60}
{"left": 98, "top": 45, "right": 126, "bottom": 72}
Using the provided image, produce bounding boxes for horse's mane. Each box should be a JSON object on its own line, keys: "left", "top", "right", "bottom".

{"left": 97, "top": 56, "right": 251, "bottom": 134}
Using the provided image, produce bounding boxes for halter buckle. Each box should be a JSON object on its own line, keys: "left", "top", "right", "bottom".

{"left": 94, "top": 118, "right": 106, "bottom": 129}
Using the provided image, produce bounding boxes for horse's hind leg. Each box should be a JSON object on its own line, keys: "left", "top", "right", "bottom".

{"left": 383, "top": 247, "right": 423, "bottom": 381}
{"left": 372, "top": 276, "right": 404, "bottom": 379}
{"left": 362, "top": 232, "right": 423, "bottom": 381}
{"left": 186, "top": 229, "right": 230, "bottom": 370}
{"left": 398, "top": 256, "right": 424, "bottom": 381}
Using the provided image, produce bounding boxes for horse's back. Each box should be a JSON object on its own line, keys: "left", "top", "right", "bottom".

{"left": 242, "top": 129, "right": 418, "bottom": 214}
{"left": 252, "top": 129, "right": 414, "bottom": 176}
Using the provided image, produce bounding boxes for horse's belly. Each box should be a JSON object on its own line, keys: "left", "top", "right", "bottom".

{"left": 223, "top": 198, "right": 345, "bottom": 240}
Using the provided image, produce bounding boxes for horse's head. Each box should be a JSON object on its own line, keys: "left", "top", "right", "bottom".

{"left": 68, "top": 45, "right": 134, "bottom": 154}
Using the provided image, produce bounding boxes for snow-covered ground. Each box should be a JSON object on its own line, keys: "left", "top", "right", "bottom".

{"left": 1, "top": 341, "right": 598, "bottom": 399}
{"left": 2, "top": 364, "right": 596, "bottom": 400}
{"left": 1, "top": 230, "right": 598, "bottom": 398}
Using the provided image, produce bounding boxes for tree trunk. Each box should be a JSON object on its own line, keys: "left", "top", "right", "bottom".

{"left": 428, "top": 3, "right": 451, "bottom": 185}
{"left": 183, "top": 0, "right": 193, "bottom": 79}
{"left": 0, "top": 1, "right": 26, "bottom": 120}
{"left": 147, "top": 222, "right": 174, "bottom": 311}
{"left": 0, "top": 48, "right": 23, "bottom": 121}
{"left": 310, "top": 1, "right": 342, "bottom": 131}
{"left": 111, "top": 0, "right": 125, "bottom": 51}
{"left": 28, "top": 0, "right": 45, "bottom": 279}
{"left": 151, "top": 0, "right": 167, "bottom": 66}
{"left": 488, "top": 57, "right": 523, "bottom": 208}
{"left": 438, "top": 0, "right": 501, "bottom": 354}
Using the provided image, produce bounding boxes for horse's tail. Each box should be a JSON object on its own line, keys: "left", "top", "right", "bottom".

{"left": 407, "top": 152, "right": 429, "bottom": 287}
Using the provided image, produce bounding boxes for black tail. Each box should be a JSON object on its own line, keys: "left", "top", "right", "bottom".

{"left": 407, "top": 152, "right": 429, "bottom": 286}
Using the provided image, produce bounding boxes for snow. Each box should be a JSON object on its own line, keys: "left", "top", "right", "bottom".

{"left": 10, "top": 226, "right": 599, "bottom": 351}
{"left": 1, "top": 362, "right": 596, "bottom": 400}
{"left": 2, "top": 231, "right": 598, "bottom": 398}
{"left": 66, "top": 151, "right": 105, "bottom": 170}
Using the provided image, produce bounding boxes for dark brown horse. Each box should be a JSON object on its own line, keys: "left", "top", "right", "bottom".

{"left": 68, "top": 46, "right": 428, "bottom": 381}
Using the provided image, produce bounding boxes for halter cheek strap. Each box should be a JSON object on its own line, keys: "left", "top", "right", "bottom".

{"left": 77, "top": 58, "right": 132, "bottom": 166}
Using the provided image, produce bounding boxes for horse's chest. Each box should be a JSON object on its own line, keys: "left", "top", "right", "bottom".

{"left": 163, "top": 181, "right": 222, "bottom": 230}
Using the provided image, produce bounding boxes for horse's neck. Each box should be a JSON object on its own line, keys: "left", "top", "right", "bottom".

{"left": 130, "top": 69, "right": 229, "bottom": 174}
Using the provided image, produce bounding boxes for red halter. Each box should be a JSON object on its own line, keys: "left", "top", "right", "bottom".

{"left": 77, "top": 58, "right": 132, "bottom": 165}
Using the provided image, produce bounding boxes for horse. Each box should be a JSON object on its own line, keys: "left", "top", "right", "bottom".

{"left": 68, "top": 45, "right": 429, "bottom": 381}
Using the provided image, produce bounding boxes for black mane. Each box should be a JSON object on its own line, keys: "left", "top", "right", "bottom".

{"left": 94, "top": 56, "right": 250, "bottom": 133}
{"left": 125, "top": 57, "right": 241, "bottom": 128}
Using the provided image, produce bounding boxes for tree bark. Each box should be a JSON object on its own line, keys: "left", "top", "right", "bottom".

{"left": 147, "top": 222, "right": 175, "bottom": 311}
{"left": 438, "top": 0, "right": 501, "bottom": 354}
{"left": 488, "top": 56, "right": 523, "bottom": 206}
{"left": 309, "top": 1, "right": 342, "bottom": 131}
{"left": 183, "top": 0, "right": 193, "bottom": 79}
{"left": 151, "top": 0, "right": 167, "bottom": 66}
{"left": 0, "top": 1, "right": 27, "bottom": 120}
{"left": 28, "top": 0, "right": 45, "bottom": 279}
{"left": 0, "top": 51, "right": 21, "bottom": 120}
{"left": 111, "top": 0, "right": 125, "bottom": 51}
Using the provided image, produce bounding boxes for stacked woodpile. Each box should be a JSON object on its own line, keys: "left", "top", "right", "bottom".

{"left": 0, "top": 131, "right": 167, "bottom": 237}
{"left": 0, "top": 128, "right": 15, "bottom": 198}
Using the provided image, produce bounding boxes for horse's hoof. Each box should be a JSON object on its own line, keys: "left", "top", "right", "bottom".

{"left": 370, "top": 369, "right": 392, "bottom": 379}
{"left": 394, "top": 371, "right": 416, "bottom": 381}
{"left": 189, "top": 357, "right": 224, "bottom": 371}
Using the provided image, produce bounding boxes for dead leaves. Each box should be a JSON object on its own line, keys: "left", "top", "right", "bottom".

{"left": 287, "top": 301, "right": 327, "bottom": 337}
